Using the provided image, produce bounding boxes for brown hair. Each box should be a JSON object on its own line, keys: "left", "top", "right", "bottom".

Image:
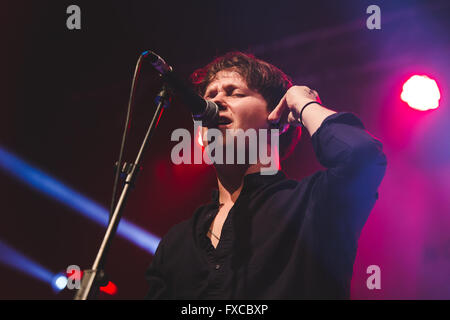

{"left": 190, "top": 51, "right": 301, "bottom": 159}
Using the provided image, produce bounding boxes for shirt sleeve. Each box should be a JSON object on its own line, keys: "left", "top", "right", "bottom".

{"left": 145, "top": 237, "right": 170, "bottom": 299}
{"left": 310, "top": 112, "right": 387, "bottom": 235}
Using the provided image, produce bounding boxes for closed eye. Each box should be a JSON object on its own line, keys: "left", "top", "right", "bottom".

{"left": 228, "top": 87, "right": 246, "bottom": 97}
{"left": 204, "top": 90, "right": 217, "bottom": 99}
{"left": 204, "top": 85, "right": 247, "bottom": 99}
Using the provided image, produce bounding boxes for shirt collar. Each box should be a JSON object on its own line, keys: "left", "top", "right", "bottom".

{"left": 210, "top": 170, "right": 286, "bottom": 203}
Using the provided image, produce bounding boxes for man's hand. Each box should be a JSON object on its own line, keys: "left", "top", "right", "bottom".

{"left": 268, "top": 86, "right": 320, "bottom": 127}
{"left": 268, "top": 85, "right": 335, "bottom": 136}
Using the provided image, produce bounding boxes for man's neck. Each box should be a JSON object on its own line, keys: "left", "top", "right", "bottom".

{"left": 215, "top": 163, "right": 271, "bottom": 205}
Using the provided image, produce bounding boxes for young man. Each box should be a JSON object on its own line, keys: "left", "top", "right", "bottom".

{"left": 145, "top": 52, "right": 387, "bottom": 299}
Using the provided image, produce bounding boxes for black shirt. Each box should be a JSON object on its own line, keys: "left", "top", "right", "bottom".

{"left": 145, "top": 113, "right": 387, "bottom": 299}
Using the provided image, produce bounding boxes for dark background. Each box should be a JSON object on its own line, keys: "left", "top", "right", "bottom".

{"left": 1, "top": 0, "right": 449, "bottom": 299}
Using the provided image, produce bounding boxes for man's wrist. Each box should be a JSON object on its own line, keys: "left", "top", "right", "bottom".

{"left": 299, "top": 101, "right": 336, "bottom": 136}
{"left": 299, "top": 100, "right": 323, "bottom": 127}
{"left": 294, "top": 98, "right": 317, "bottom": 115}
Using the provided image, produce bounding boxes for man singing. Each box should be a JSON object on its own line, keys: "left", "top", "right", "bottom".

{"left": 145, "top": 52, "right": 387, "bottom": 299}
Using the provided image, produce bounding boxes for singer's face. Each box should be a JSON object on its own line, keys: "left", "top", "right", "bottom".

{"left": 201, "top": 70, "right": 270, "bottom": 147}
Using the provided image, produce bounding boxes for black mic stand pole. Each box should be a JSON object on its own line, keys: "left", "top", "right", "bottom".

{"left": 74, "top": 83, "right": 170, "bottom": 300}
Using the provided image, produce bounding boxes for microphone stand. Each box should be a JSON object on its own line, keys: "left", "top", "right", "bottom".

{"left": 74, "top": 82, "right": 171, "bottom": 300}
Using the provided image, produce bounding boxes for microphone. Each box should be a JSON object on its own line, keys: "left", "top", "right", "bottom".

{"left": 142, "top": 50, "right": 219, "bottom": 127}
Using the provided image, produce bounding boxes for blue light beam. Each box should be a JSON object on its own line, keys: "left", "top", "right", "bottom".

{"left": 0, "top": 146, "right": 160, "bottom": 254}
{"left": 0, "top": 240, "right": 68, "bottom": 292}
{"left": 0, "top": 240, "right": 54, "bottom": 285}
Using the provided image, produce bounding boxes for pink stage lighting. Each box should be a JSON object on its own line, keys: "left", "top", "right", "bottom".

{"left": 197, "top": 125, "right": 204, "bottom": 147}
{"left": 401, "top": 75, "right": 441, "bottom": 111}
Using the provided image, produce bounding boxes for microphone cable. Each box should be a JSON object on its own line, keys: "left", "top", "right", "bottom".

{"left": 109, "top": 53, "right": 146, "bottom": 222}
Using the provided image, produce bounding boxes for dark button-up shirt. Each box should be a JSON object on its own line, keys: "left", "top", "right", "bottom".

{"left": 145, "top": 112, "right": 387, "bottom": 299}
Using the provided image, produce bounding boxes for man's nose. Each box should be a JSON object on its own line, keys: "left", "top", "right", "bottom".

{"left": 210, "top": 95, "right": 227, "bottom": 111}
{"left": 216, "top": 101, "right": 227, "bottom": 111}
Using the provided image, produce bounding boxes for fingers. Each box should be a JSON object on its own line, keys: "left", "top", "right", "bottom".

{"left": 288, "top": 112, "right": 308, "bottom": 127}
{"left": 268, "top": 85, "right": 321, "bottom": 129}
{"left": 287, "top": 113, "right": 299, "bottom": 126}
{"left": 267, "top": 96, "right": 287, "bottom": 124}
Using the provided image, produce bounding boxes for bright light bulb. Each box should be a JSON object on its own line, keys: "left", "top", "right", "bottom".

{"left": 53, "top": 274, "right": 68, "bottom": 291}
{"left": 401, "top": 75, "right": 440, "bottom": 111}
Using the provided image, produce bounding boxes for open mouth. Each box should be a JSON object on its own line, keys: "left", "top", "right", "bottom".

{"left": 217, "top": 116, "right": 232, "bottom": 127}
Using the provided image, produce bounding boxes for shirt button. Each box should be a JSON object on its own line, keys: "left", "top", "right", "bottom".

{"left": 215, "top": 264, "right": 220, "bottom": 270}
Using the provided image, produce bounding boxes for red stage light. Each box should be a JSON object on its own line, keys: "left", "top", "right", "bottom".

{"left": 197, "top": 126, "right": 204, "bottom": 147}
{"left": 401, "top": 75, "right": 440, "bottom": 111}
{"left": 100, "top": 281, "right": 118, "bottom": 295}
{"left": 65, "top": 269, "right": 117, "bottom": 295}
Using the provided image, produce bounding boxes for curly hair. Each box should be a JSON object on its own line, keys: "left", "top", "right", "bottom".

{"left": 190, "top": 52, "right": 301, "bottom": 160}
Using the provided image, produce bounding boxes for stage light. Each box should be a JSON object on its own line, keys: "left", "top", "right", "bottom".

{"left": 0, "top": 239, "right": 59, "bottom": 289}
{"left": 0, "top": 240, "right": 118, "bottom": 295}
{"left": 100, "top": 281, "right": 118, "bottom": 295}
{"left": 53, "top": 274, "right": 68, "bottom": 291}
{"left": 401, "top": 75, "right": 440, "bottom": 111}
{"left": 0, "top": 146, "right": 161, "bottom": 255}
{"left": 197, "top": 125, "right": 204, "bottom": 147}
